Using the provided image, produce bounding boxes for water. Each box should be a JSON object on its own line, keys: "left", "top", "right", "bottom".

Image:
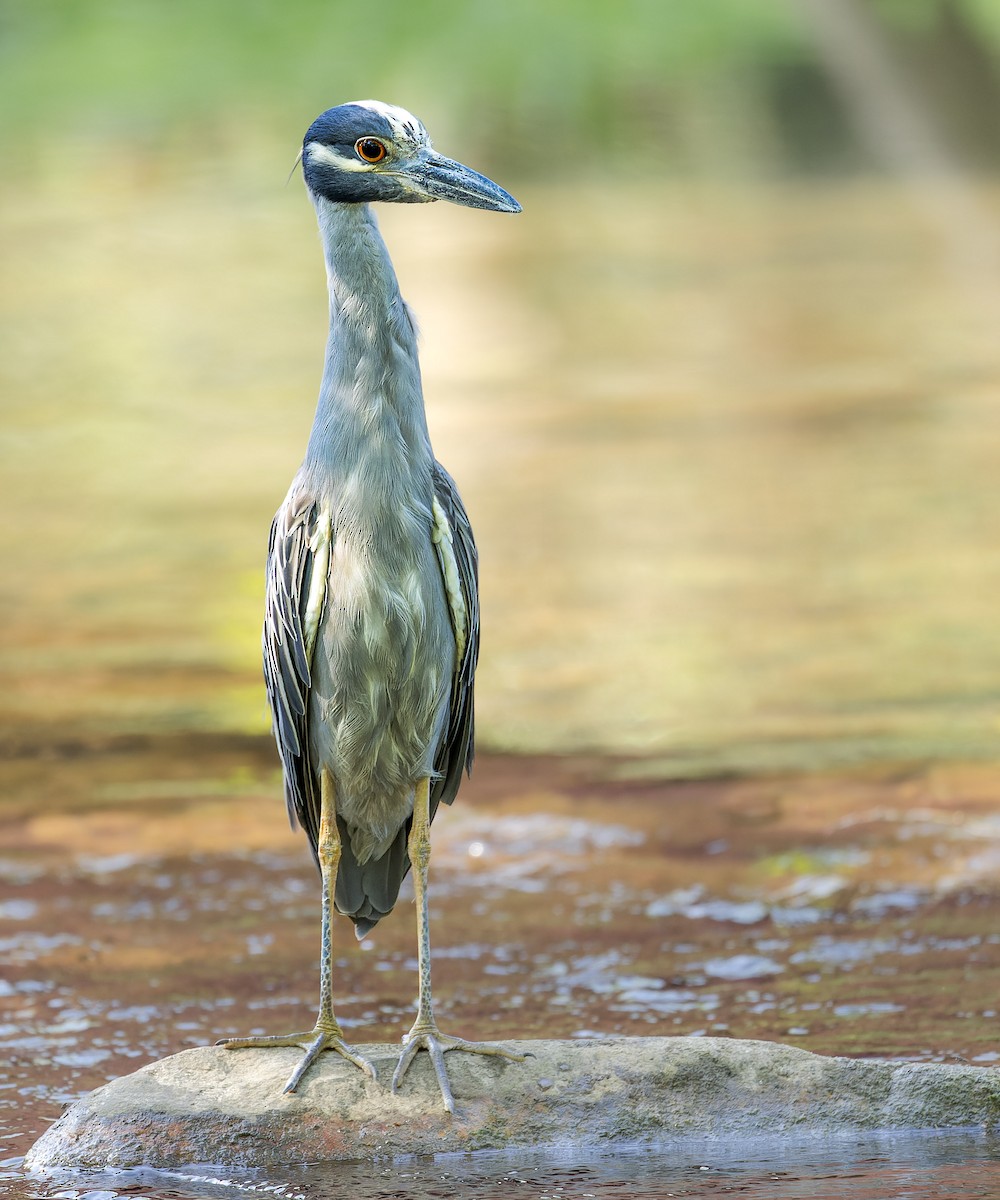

{"left": 3, "top": 175, "right": 1000, "bottom": 770}
{"left": 1, "top": 748, "right": 999, "bottom": 1195}
{"left": 3, "top": 1132, "right": 999, "bottom": 1198}
{"left": 3, "top": 169, "right": 1000, "bottom": 1194}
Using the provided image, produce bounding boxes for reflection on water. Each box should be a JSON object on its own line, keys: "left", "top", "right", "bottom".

{"left": 2, "top": 175, "right": 1000, "bottom": 769}
{"left": 4, "top": 1132, "right": 1000, "bottom": 1199}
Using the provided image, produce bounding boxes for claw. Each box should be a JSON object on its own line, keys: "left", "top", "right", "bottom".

{"left": 217, "top": 1028, "right": 377, "bottom": 1093}
{"left": 391, "top": 1026, "right": 526, "bottom": 1113}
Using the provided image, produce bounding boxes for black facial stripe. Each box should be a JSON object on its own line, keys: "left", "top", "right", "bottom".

{"left": 302, "top": 157, "right": 415, "bottom": 205}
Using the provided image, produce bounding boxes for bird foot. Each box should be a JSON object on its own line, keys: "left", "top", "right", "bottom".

{"left": 216, "top": 1026, "right": 377, "bottom": 1093}
{"left": 391, "top": 1022, "right": 527, "bottom": 1113}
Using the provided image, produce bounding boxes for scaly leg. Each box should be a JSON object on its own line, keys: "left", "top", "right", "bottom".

{"left": 217, "top": 769, "right": 376, "bottom": 1093}
{"left": 392, "top": 776, "right": 525, "bottom": 1112}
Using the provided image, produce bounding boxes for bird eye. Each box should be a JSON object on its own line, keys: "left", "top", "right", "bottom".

{"left": 355, "top": 138, "right": 387, "bottom": 164}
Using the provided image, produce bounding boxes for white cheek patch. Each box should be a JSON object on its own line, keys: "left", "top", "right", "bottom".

{"left": 305, "top": 141, "right": 372, "bottom": 174}
{"left": 305, "top": 138, "right": 432, "bottom": 202}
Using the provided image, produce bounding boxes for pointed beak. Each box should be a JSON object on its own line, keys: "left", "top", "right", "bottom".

{"left": 406, "top": 151, "right": 521, "bottom": 213}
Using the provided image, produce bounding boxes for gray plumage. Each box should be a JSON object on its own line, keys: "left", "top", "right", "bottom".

{"left": 262, "top": 104, "right": 513, "bottom": 938}
{"left": 218, "top": 99, "right": 522, "bottom": 1108}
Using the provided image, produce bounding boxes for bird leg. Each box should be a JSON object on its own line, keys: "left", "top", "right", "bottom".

{"left": 391, "top": 776, "right": 525, "bottom": 1113}
{"left": 217, "top": 769, "right": 376, "bottom": 1093}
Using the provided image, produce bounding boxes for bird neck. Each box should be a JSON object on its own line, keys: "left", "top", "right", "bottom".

{"left": 302, "top": 199, "right": 433, "bottom": 498}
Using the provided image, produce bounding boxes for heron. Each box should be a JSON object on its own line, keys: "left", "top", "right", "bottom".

{"left": 217, "top": 101, "right": 523, "bottom": 1112}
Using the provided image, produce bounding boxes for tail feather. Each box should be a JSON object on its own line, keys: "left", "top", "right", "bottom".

{"left": 333, "top": 817, "right": 410, "bottom": 939}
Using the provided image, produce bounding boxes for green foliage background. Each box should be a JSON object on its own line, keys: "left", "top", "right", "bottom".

{"left": 3, "top": 0, "right": 1000, "bottom": 176}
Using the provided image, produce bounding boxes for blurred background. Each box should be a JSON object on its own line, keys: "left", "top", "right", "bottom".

{"left": 3, "top": 0, "right": 1000, "bottom": 774}
{"left": 4, "top": 4, "right": 1000, "bottom": 1176}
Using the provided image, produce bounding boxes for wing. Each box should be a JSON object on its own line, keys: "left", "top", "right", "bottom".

{"left": 261, "top": 486, "right": 330, "bottom": 852}
{"left": 429, "top": 461, "right": 480, "bottom": 820}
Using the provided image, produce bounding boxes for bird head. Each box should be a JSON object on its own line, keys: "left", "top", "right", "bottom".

{"left": 301, "top": 101, "right": 521, "bottom": 214}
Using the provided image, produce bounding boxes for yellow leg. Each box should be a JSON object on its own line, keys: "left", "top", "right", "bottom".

{"left": 217, "top": 769, "right": 376, "bottom": 1093}
{"left": 391, "top": 776, "right": 526, "bottom": 1112}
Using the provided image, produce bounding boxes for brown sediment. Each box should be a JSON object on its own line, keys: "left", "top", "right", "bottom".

{"left": 3, "top": 741, "right": 1000, "bottom": 1165}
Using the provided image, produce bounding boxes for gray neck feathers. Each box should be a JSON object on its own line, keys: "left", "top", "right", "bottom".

{"left": 302, "top": 198, "right": 433, "bottom": 531}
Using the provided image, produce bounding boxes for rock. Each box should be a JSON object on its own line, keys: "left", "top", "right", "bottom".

{"left": 24, "top": 1037, "right": 1000, "bottom": 1171}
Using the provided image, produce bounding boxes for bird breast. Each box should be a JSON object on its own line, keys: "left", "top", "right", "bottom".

{"left": 307, "top": 508, "right": 455, "bottom": 862}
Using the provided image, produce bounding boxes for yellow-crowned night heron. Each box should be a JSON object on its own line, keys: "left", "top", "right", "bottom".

{"left": 217, "top": 102, "right": 523, "bottom": 1111}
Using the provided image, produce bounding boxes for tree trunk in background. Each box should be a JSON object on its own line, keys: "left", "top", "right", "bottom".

{"left": 896, "top": 0, "right": 1000, "bottom": 171}
{"left": 804, "top": 0, "right": 960, "bottom": 179}
{"left": 802, "top": 0, "right": 1000, "bottom": 278}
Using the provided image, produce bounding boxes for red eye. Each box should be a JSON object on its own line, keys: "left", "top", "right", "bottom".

{"left": 355, "top": 138, "right": 387, "bottom": 163}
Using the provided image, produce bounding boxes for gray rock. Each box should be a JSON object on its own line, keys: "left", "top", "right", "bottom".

{"left": 24, "top": 1037, "right": 1000, "bottom": 1171}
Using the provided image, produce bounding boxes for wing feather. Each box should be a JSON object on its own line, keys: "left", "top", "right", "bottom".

{"left": 429, "top": 461, "right": 480, "bottom": 820}
{"left": 262, "top": 488, "right": 327, "bottom": 849}
{"left": 261, "top": 466, "right": 478, "bottom": 928}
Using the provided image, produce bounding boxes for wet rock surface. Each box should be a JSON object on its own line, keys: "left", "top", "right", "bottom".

{"left": 24, "top": 1036, "right": 1000, "bottom": 1171}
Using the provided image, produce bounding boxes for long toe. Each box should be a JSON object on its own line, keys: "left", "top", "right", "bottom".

{"left": 216, "top": 1028, "right": 377, "bottom": 1093}
{"left": 392, "top": 1027, "right": 527, "bottom": 1112}
{"left": 216, "top": 1031, "right": 314, "bottom": 1050}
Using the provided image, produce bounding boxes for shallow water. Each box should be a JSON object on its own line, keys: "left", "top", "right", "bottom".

{"left": 3, "top": 1131, "right": 1000, "bottom": 1199}
{"left": 3, "top": 167, "right": 1000, "bottom": 1195}
{"left": 1, "top": 745, "right": 999, "bottom": 1194}
{"left": 3, "top": 175, "right": 1000, "bottom": 769}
